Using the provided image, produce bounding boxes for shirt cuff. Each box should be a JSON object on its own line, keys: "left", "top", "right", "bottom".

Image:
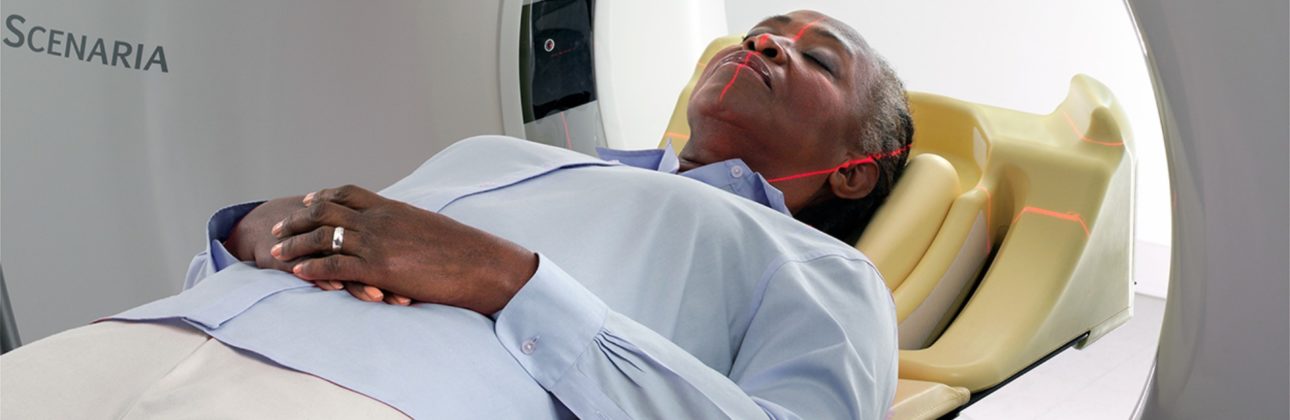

{"left": 206, "top": 201, "right": 265, "bottom": 272}
{"left": 494, "top": 253, "right": 609, "bottom": 389}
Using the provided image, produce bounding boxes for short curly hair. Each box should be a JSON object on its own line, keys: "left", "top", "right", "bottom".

{"left": 795, "top": 53, "right": 913, "bottom": 243}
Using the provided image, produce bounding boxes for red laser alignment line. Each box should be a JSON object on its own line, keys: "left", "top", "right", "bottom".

{"left": 718, "top": 35, "right": 770, "bottom": 104}
{"left": 766, "top": 145, "right": 911, "bottom": 183}
{"left": 1061, "top": 110, "right": 1124, "bottom": 147}
{"left": 793, "top": 18, "right": 826, "bottom": 42}
{"left": 560, "top": 112, "right": 572, "bottom": 149}
{"left": 718, "top": 51, "right": 757, "bottom": 104}
{"left": 665, "top": 131, "right": 690, "bottom": 141}
{"left": 1012, "top": 206, "right": 1091, "bottom": 237}
{"left": 719, "top": 18, "right": 823, "bottom": 105}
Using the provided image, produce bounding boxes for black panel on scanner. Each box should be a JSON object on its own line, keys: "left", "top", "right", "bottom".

{"left": 520, "top": 0, "right": 596, "bottom": 123}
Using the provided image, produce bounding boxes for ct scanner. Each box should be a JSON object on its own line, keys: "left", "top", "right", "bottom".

{"left": 0, "top": 1, "right": 1285, "bottom": 419}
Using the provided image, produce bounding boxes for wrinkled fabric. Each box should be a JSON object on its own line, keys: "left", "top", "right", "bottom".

{"left": 596, "top": 141, "right": 790, "bottom": 216}
{"left": 112, "top": 136, "right": 897, "bottom": 419}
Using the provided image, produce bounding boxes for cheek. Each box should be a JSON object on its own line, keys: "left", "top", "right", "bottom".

{"left": 772, "top": 75, "right": 849, "bottom": 140}
{"left": 791, "top": 76, "right": 847, "bottom": 117}
{"left": 760, "top": 76, "right": 853, "bottom": 163}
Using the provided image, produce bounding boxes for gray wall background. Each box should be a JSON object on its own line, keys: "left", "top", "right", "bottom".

{"left": 2, "top": 0, "right": 506, "bottom": 342}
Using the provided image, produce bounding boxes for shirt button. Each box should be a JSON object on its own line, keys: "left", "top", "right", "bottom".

{"left": 730, "top": 165, "right": 745, "bottom": 178}
{"left": 521, "top": 337, "right": 539, "bottom": 354}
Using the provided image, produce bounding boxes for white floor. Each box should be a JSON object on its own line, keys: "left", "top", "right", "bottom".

{"left": 956, "top": 293, "right": 1166, "bottom": 420}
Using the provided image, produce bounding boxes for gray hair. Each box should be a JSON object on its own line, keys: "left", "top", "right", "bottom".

{"left": 796, "top": 53, "right": 913, "bottom": 242}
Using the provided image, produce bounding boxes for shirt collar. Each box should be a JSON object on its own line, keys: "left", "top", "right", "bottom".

{"left": 596, "top": 142, "right": 791, "bottom": 216}
{"left": 595, "top": 141, "right": 682, "bottom": 174}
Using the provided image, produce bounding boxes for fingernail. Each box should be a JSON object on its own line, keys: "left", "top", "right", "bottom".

{"left": 303, "top": 192, "right": 315, "bottom": 205}
{"left": 292, "top": 264, "right": 304, "bottom": 275}
{"left": 364, "top": 286, "right": 383, "bottom": 301}
{"left": 327, "top": 280, "right": 343, "bottom": 290}
{"left": 270, "top": 243, "right": 283, "bottom": 258}
{"left": 396, "top": 296, "right": 411, "bottom": 305}
{"left": 272, "top": 221, "right": 283, "bottom": 236}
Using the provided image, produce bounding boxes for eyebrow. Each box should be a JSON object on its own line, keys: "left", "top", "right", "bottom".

{"left": 808, "top": 27, "right": 851, "bottom": 56}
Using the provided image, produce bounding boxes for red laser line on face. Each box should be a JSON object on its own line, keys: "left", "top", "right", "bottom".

{"left": 765, "top": 145, "right": 911, "bottom": 183}
{"left": 793, "top": 18, "right": 826, "bottom": 42}
{"left": 1061, "top": 110, "right": 1123, "bottom": 147}
{"left": 719, "top": 18, "right": 824, "bottom": 105}
{"left": 718, "top": 52, "right": 757, "bottom": 104}
{"left": 1012, "top": 206, "right": 1090, "bottom": 237}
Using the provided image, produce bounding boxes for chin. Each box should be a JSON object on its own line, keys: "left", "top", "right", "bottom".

{"left": 690, "top": 93, "right": 757, "bottom": 130}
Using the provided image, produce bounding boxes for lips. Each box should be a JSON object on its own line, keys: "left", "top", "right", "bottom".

{"left": 743, "top": 54, "right": 773, "bottom": 89}
{"left": 719, "top": 52, "right": 772, "bottom": 89}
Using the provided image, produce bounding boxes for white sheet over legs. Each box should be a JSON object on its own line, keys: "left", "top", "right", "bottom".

{"left": 0, "top": 321, "right": 408, "bottom": 419}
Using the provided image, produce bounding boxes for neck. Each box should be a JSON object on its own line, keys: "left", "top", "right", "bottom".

{"left": 679, "top": 120, "right": 759, "bottom": 172}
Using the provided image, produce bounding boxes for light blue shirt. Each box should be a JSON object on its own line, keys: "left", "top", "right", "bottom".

{"left": 594, "top": 141, "right": 790, "bottom": 216}
{"left": 112, "top": 136, "right": 897, "bottom": 419}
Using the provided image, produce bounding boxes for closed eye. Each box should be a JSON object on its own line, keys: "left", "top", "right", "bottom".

{"left": 805, "top": 53, "right": 834, "bottom": 75}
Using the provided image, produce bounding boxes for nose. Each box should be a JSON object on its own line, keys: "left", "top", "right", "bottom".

{"left": 744, "top": 34, "right": 789, "bottom": 65}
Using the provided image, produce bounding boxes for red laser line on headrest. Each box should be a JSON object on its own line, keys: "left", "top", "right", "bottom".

{"left": 1012, "top": 206, "right": 1090, "bottom": 237}
{"left": 766, "top": 145, "right": 911, "bottom": 183}
{"left": 1060, "top": 110, "right": 1123, "bottom": 147}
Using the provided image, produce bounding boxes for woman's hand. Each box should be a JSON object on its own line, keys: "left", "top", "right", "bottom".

{"left": 270, "top": 185, "right": 539, "bottom": 315}
{"left": 225, "top": 195, "right": 409, "bottom": 304}
{"left": 225, "top": 196, "right": 307, "bottom": 273}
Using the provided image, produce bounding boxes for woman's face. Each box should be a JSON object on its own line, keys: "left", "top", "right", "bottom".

{"left": 683, "top": 10, "right": 876, "bottom": 211}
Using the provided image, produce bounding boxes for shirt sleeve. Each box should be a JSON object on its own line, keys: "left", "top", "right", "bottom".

{"left": 493, "top": 253, "right": 899, "bottom": 420}
{"left": 183, "top": 201, "right": 265, "bottom": 290}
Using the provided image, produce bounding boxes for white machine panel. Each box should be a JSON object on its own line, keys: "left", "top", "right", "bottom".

{"left": 500, "top": 0, "right": 728, "bottom": 151}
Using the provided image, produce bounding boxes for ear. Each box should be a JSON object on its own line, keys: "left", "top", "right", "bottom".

{"left": 827, "top": 161, "right": 879, "bottom": 200}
